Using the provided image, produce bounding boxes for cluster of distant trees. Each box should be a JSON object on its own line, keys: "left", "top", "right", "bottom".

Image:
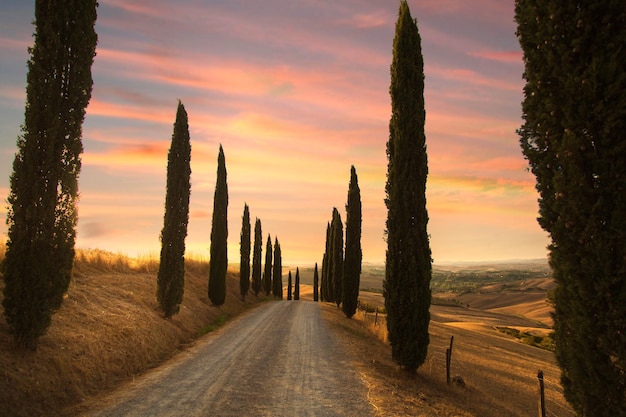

{"left": 239, "top": 205, "right": 285, "bottom": 301}
{"left": 3, "top": 1, "right": 625, "bottom": 415}
{"left": 319, "top": 166, "right": 363, "bottom": 320}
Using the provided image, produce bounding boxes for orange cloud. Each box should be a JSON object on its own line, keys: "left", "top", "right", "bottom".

{"left": 82, "top": 141, "right": 169, "bottom": 173}
{"left": 86, "top": 98, "right": 172, "bottom": 124}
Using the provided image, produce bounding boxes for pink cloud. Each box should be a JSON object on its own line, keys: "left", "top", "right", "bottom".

{"left": 337, "top": 11, "right": 390, "bottom": 29}
{"left": 426, "top": 64, "right": 523, "bottom": 92}
{"left": 468, "top": 50, "right": 523, "bottom": 64}
{"left": 0, "top": 36, "right": 29, "bottom": 51}
{"left": 413, "top": 0, "right": 512, "bottom": 23}
{"left": 100, "top": 0, "right": 172, "bottom": 20}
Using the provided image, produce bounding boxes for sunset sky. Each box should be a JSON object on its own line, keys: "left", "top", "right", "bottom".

{"left": 0, "top": 0, "right": 549, "bottom": 266}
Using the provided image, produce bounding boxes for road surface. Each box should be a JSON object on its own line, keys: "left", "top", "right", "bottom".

{"left": 82, "top": 301, "right": 375, "bottom": 417}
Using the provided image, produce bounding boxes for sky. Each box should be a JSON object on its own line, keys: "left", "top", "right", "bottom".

{"left": 0, "top": 0, "right": 549, "bottom": 266}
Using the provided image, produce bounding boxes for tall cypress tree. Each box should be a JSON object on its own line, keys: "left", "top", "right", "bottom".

{"left": 2, "top": 0, "right": 98, "bottom": 350}
{"left": 294, "top": 267, "right": 300, "bottom": 300}
{"left": 313, "top": 262, "right": 319, "bottom": 302}
{"left": 342, "top": 166, "right": 362, "bottom": 318}
{"left": 272, "top": 238, "right": 283, "bottom": 299}
{"left": 516, "top": 2, "right": 626, "bottom": 415}
{"left": 287, "top": 271, "right": 293, "bottom": 300}
{"left": 208, "top": 145, "right": 228, "bottom": 306}
{"left": 251, "top": 218, "right": 262, "bottom": 296}
{"left": 157, "top": 101, "right": 192, "bottom": 318}
{"left": 384, "top": 0, "right": 432, "bottom": 373}
{"left": 263, "top": 234, "right": 273, "bottom": 295}
{"left": 239, "top": 204, "right": 251, "bottom": 301}
{"left": 331, "top": 208, "right": 344, "bottom": 308}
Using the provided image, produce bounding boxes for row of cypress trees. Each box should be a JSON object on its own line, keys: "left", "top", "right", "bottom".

{"left": 158, "top": 116, "right": 294, "bottom": 313}
{"left": 240, "top": 214, "right": 283, "bottom": 300}
{"left": 319, "top": 165, "right": 362, "bottom": 319}
{"left": 156, "top": 112, "right": 229, "bottom": 314}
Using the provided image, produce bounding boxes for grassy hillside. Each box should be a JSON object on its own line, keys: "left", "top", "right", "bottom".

{"left": 0, "top": 249, "right": 265, "bottom": 417}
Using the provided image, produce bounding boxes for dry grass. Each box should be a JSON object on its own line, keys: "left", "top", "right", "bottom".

{"left": 323, "top": 292, "right": 575, "bottom": 417}
{"left": 0, "top": 249, "right": 575, "bottom": 416}
{"left": 0, "top": 249, "right": 263, "bottom": 417}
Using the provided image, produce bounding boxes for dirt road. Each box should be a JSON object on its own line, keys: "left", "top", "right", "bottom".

{"left": 81, "top": 301, "right": 375, "bottom": 417}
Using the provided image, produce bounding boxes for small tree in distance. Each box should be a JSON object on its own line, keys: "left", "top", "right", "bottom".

{"left": 251, "top": 218, "right": 262, "bottom": 296}
{"left": 239, "top": 204, "right": 251, "bottom": 301}
{"left": 313, "top": 263, "right": 319, "bottom": 302}
{"left": 157, "top": 101, "right": 192, "bottom": 318}
{"left": 330, "top": 208, "right": 344, "bottom": 308}
{"left": 272, "top": 238, "right": 283, "bottom": 299}
{"left": 208, "top": 145, "right": 228, "bottom": 306}
{"left": 294, "top": 267, "right": 300, "bottom": 300}
{"left": 287, "top": 271, "right": 293, "bottom": 300}
{"left": 321, "top": 223, "right": 331, "bottom": 302}
{"left": 263, "top": 234, "right": 272, "bottom": 295}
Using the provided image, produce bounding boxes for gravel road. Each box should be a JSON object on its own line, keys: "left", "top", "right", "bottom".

{"left": 83, "top": 301, "right": 375, "bottom": 417}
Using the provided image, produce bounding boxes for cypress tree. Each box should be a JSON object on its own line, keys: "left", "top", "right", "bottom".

{"left": 342, "top": 166, "right": 362, "bottom": 318}
{"left": 287, "top": 271, "right": 293, "bottom": 300}
{"left": 157, "top": 101, "right": 192, "bottom": 318}
{"left": 321, "top": 222, "right": 331, "bottom": 302}
{"left": 272, "top": 238, "right": 283, "bottom": 299}
{"left": 263, "top": 234, "right": 272, "bottom": 295}
{"left": 2, "top": 0, "right": 98, "bottom": 350}
{"left": 239, "top": 204, "right": 251, "bottom": 301}
{"left": 384, "top": 0, "right": 432, "bottom": 373}
{"left": 294, "top": 267, "right": 300, "bottom": 300}
{"left": 208, "top": 145, "right": 228, "bottom": 306}
{"left": 320, "top": 254, "right": 327, "bottom": 301}
{"left": 331, "top": 208, "right": 344, "bottom": 308}
{"left": 251, "top": 218, "right": 262, "bottom": 296}
{"left": 313, "top": 262, "right": 319, "bottom": 302}
{"left": 516, "top": 2, "right": 626, "bottom": 414}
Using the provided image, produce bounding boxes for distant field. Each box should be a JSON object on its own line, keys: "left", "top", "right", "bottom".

{"left": 296, "top": 259, "right": 551, "bottom": 294}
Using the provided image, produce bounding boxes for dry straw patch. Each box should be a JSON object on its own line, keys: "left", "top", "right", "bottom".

{"left": 0, "top": 249, "right": 261, "bottom": 417}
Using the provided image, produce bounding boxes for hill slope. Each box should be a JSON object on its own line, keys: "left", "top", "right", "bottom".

{"left": 0, "top": 250, "right": 262, "bottom": 417}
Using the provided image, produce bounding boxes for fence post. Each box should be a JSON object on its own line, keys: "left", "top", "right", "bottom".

{"left": 446, "top": 335, "right": 454, "bottom": 384}
{"left": 537, "top": 370, "right": 546, "bottom": 417}
{"left": 375, "top": 307, "right": 379, "bottom": 325}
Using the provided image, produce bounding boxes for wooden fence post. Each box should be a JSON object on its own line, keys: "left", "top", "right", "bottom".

{"left": 375, "top": 307, "right": 379, "bottom": 325}
{"left": 537, "top": 370, "right": 546, "bottom": 417}
{"left": 446, "top": 335, "right": 454, "bottom": 384}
